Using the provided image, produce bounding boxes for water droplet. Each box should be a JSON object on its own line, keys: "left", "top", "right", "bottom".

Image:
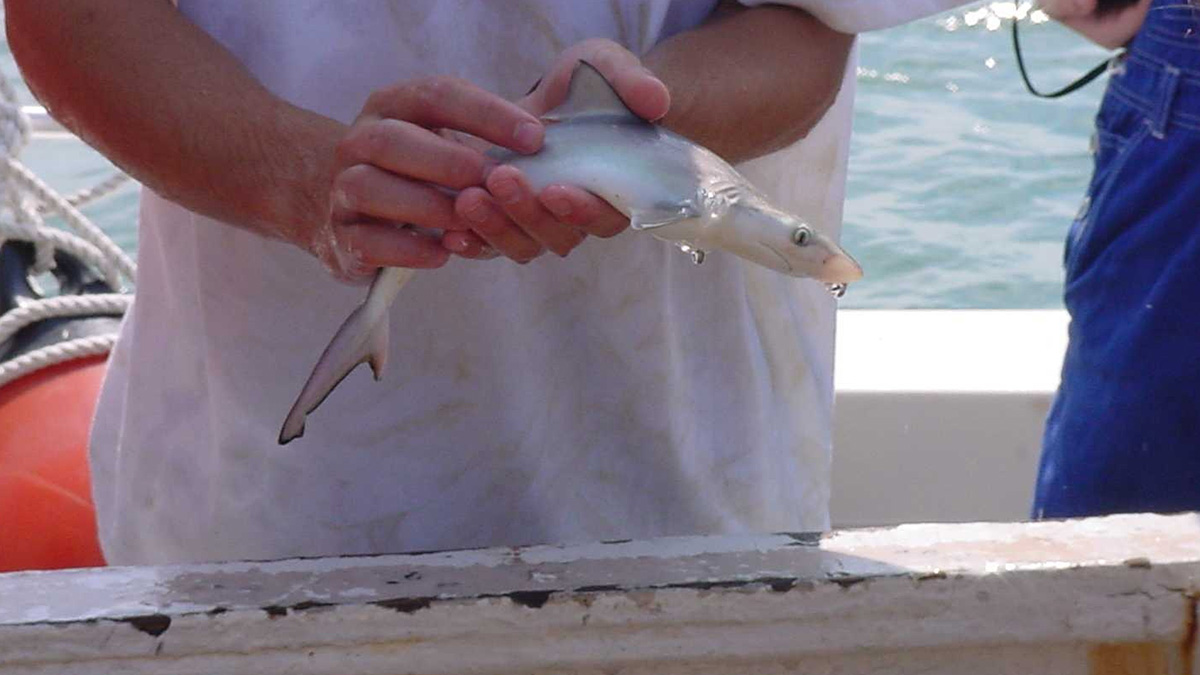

{"left": 676, "top": 243, "right": 705, "bottom": 265}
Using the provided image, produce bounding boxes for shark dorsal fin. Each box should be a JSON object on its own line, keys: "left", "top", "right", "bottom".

{"left": 543, "top": 60, "right": 641, "bottom": 123}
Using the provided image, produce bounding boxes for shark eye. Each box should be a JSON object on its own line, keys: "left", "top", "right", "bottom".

{"left": 792, "top": 227, "right": 812, "bottom": 247}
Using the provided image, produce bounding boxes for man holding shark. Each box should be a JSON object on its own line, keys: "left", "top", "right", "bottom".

{"left": 11, "top": 0, "right": 966, "bottom": 565}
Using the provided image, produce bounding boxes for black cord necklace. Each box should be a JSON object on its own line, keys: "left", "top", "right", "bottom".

{"left": 1011, "top": 16, "right": 1122, "bottom": 99}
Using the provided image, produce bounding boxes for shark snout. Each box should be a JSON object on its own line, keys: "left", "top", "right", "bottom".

{"left": 806, "top": 228, "right": 863, "bottom": 284}
{"left": 820, "top": 251, "right": 863, "bottom": 284}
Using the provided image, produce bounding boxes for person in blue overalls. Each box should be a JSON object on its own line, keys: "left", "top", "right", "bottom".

{"left": 1034, "top": 0, "right": 1200, "bottom": 518}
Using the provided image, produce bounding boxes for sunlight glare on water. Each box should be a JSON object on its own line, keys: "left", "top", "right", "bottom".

{"left": 842, "top": 1, "right": 1110, "bottom": 308}
{"left": 2, "top": 2, "right": 1113, "bottom": 309}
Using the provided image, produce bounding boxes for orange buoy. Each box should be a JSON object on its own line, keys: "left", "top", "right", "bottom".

{"left": 0, "top": 355, "right": 108, "bottom": 571}
{"left": 0, "top": 241, "right": 122, "bottom": 572}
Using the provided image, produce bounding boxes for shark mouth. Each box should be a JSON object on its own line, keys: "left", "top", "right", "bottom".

{"left": 758, "top": 242, "right": 795, "bottom": 274}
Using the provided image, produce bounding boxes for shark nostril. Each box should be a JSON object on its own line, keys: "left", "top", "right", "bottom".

{"left": 823, "top": 254, "right": 864, "bottom": 284}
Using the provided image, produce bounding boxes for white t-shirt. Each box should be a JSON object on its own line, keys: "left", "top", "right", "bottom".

{"left": 90, "top": 0, "right": 967, "bottom": 565}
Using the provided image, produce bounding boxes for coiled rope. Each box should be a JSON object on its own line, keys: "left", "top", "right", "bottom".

{"left": 0, "top": 69, "right": 136, "bottom": 388}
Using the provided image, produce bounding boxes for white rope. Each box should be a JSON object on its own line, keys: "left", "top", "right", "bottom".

{"left": 3, "top": 158, "right": 135, "bottom": 286}
{"left": 0, "top": 293, "right": 131, "bottom": 346}
{"left": 49, "top": 171, "right": 133, "bottom": 212}
{"left": 0, "top": 335, "right": 117, "bottom": 387}
{"left": 0, "top": 69, "right": 137, "bottom": 387}
{"left": 0, "top": 220, "right": 113, "bottom": 280}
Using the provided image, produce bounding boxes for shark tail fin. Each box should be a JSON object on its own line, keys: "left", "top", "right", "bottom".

{"left": 278, "top": 302, "right": 390, "bottom": 445}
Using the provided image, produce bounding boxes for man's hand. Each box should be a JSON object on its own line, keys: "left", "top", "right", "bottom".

{"left": 443, "top": 39, "right": 668, "bottom": 264}
{"left": 318, "top": 77, "right": 545, "bottom": 280}
{"left": 1039, "top": 0, "right": 1151, "bottom": 49}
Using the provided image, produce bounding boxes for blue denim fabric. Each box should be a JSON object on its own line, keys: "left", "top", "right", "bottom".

{"left": 1034, "top": 0, "right": 1200, "bottom": 519}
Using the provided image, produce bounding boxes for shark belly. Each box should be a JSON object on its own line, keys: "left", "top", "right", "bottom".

{"left": 498, "top": 123, "right": 708, "bottom": 219}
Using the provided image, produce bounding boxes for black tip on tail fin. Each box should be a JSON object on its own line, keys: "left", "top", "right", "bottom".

{"left": 278, "top": 423, "right": 304, "bottom": 446}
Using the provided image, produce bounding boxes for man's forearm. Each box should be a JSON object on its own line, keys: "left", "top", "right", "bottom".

{"left": 644, "top": 1, "right": 853, "bottom": 164}
{"left": 6, "top": 0, "right": 340, "bottom": 243}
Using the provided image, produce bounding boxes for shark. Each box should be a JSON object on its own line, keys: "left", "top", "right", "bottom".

{"left": 278, "top": 61, "right": 863, "bottom": 444}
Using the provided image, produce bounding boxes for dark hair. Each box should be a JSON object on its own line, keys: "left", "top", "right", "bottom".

{"left": 1094, "top": 0, "right": 1143, "bottom": 16}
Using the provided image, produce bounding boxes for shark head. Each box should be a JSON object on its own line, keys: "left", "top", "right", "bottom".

{"left": 721, "top": 203, "right": 863, "bottom": 284}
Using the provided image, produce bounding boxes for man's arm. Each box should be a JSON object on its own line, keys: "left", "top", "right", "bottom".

{"left": 7, "top": 0, "right": 339, "bottom": 250}
{"left": 5, "top": 0, "right": 545, "bottom": 278}
{"left": 652, "top": 1, "right": 854, "bottom": 162}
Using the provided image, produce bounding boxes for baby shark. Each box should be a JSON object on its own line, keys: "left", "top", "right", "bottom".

{"left": 279, "top": 61, "right": 862, "bottom": 444}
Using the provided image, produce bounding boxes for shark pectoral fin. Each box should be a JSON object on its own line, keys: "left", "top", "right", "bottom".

{"left": 278, "top": 303, "right": 388, "bottom": 445}
{"left": 630, "top": 203, "right": 699, "bottom": 231}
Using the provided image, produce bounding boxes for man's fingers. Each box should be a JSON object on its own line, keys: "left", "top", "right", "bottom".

{"left": 335, "top": 222, "right": 450, "bottom": 270}
{"left": 607, "top": 65, "right": 670, "bottom": 122}
{"left": 331, "top": 164, "right": 469, "bottom": 230}
{"left": 456, "top": 187, "right": 545, "bottom": 263}
{"left": 441, "top": 230, "right": 499, "bottom": 259}
{"left": 337, "top": 119, "right": 494, "bottom": 190}
{"left": 485, "top": 167, "right": 586, "bottom": 257}
{"left": 322, "top": 53, "right": 646, "bottom": 278}
{"left": 365, "top": 76, "right": 544, "bottom": 154}
{"left": 539, "top": 184, "right": 628, "bottom": 238}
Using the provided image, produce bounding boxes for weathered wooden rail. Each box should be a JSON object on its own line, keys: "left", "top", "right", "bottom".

{"left": 3, "top": 512, "right": 1198, "bottom": 674}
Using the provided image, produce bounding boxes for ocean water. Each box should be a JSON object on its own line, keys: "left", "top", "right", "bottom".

{"left": 2, "top": 2, "right": 1113, "bottom": 309}
{"left": 844, "top": 4, "right": 1110, "bottom": 308}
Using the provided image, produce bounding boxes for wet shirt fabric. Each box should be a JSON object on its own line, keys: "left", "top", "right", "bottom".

{"left": 1035, "top": 0, "right": 1200, "bottom": 518}
{"left": 89, "top": 0, "right": 966, "bottom": 565}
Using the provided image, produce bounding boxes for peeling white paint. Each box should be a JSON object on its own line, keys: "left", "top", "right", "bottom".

{"left": 1, "top": 513, "right": 1198, "bottom": 674}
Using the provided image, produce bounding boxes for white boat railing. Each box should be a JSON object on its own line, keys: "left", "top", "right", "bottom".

{"left": 831, "top": 309, "right": 1067, "bottom": 528}
{"left": 2, "top": 512, "right": 1197, "bottom": 675}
